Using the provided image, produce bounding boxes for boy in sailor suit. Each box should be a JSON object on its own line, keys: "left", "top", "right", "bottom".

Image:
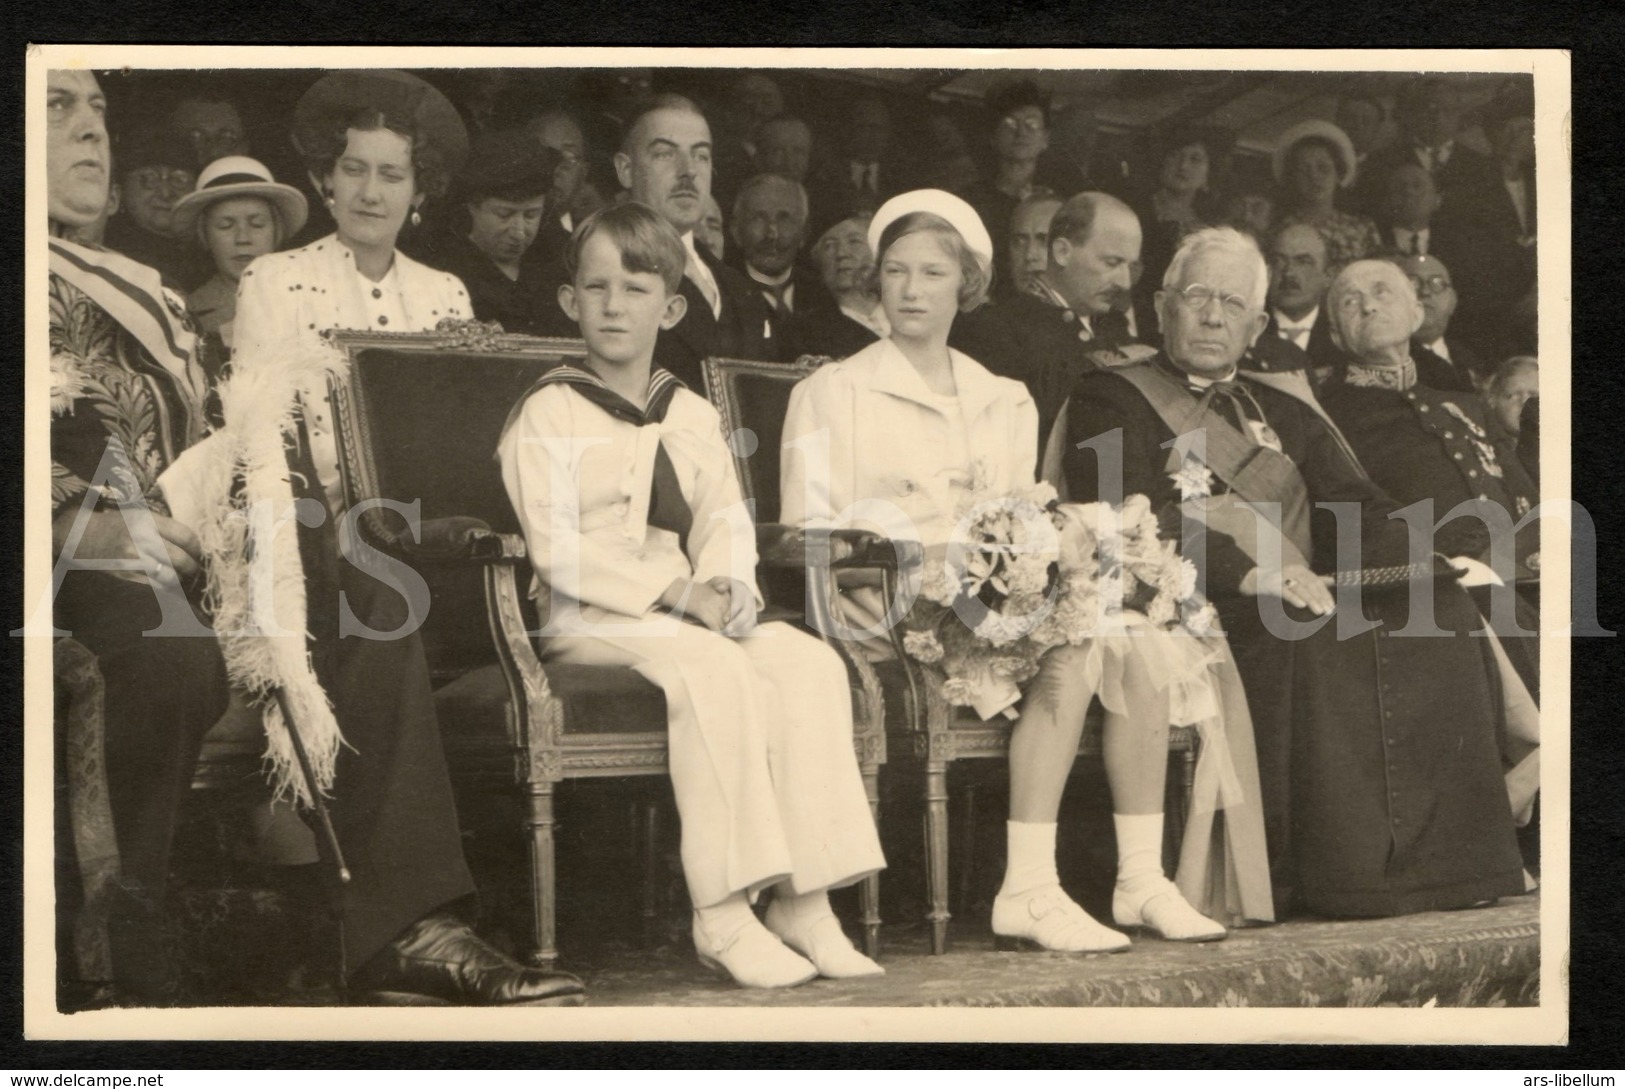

{"left": 498, "top": 202, "right": 885, "bottom": 989}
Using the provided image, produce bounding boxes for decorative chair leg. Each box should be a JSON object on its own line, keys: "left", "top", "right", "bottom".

{"left": 640, "top": 795, "right": 661, "bottom": 949}
{"left": 954, "top": 781, "right": 978, "bottom": 917}
{"left": 858, "top": 873, "right": 882, "bottom": 961}
{"left": 924, "top": 762, "right": 951, "bottom": 955}
{"left": 525, "top": 782, "right": 559, "bottom": 970}
{"left": 860, "top": 767, "right": 882, "bottom": 959}
{"left": 1174, "top": 740, "right": 1198, "bottom": 864}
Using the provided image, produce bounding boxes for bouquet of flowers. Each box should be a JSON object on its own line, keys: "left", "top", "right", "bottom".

{"left": 900, "top": 475, "right": 1219, "bottom": 720}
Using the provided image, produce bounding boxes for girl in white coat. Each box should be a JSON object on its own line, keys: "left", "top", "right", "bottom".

{"left": 782, "top": 191, "right": 1243, "bottom": 955}
{"left": 499, "top": 203, "right": 886, "bottom": 989}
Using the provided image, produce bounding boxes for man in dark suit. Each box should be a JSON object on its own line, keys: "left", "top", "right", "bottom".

{"left": 1439, "top": 83, "right": 1538, "bottom": 360}
{"left": 615, "top": 101, "right": 769, "bottom": 389}
{"left": 1264, "top": 223, "right": 1343, "bottom": 383}
{"left": 809, "top": 96, "right": 902, "bottom": 223}
{"left": 1355, "top": 77, "right": 1496, "bottom": 216}
{"left": 513, "top": 106, "right": 596, "bottom": 337}
{"left": 1387, "top": 252, "right": 1480, "bottom": 392}
{"left": 950, "top": 191, "right": 1142, "bottom": 456}
{"left": 728, "top": 172, "right": 823, "bottom": 361}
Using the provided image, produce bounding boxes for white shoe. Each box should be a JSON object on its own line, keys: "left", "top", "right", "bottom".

{"left": 764, "top": 899, "right": 884, "bottom": 979}
{"left": 1112, "top": 877, "right": 1227, "bottom": 943}
{"left": 991, "top": 885, "right": 1131, "bottom": 953}
{"left": 692, "top": 913, "right": 818, "bottom": 989}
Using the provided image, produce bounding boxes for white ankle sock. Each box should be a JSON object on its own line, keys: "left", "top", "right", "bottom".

{"left": 999, "top": 821, "right": 1060, "bottom": 897}
{"left": 694, "top": 892, "right": 757, "bottom": 939}
{"left": 1113, "top": 812, "right": 1166, "bottom": 895}
{"left": 777, "top": 889, "right": 834, "bottom": 926}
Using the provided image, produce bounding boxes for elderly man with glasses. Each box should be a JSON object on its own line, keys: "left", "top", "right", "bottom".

{"left": 1395, "top": 251, "right": 1480, "bottom": 392}
{"left": 1057, "top": 227, "right": 1528, "bottom": 920}
{"left": 102, "top": 127, "right": 206, "bottom": 290}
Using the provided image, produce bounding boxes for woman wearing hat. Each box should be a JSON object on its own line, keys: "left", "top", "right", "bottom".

{"left": 783, "top": 190, "right": 1258, "bottom": 954}
{"left": 103, "top": 127, "right": 206, "bottom": 290}
{"left": 1133, "top": 127, "right": 1228, "bottom": 340}
{"left": 1274, "top": 119, "right": 1382, "bottom": 267}
{"left": 173, "top": 156, "right": 308, "bottom": 350}
{"left": 418, "top": 129, "right": 574, "bottom": 338}
{"left": 179, "top": 72, "right": 591, "bottom": 1005}
{"left": 230, "top": 69, "right": 473, "bottom": 515}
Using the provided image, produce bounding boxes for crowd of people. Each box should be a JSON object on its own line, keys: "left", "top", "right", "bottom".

{"left": 47, "top": 63, "right": 1543, "bottom": 1007}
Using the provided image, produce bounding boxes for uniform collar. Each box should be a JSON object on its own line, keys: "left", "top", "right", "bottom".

{"left": 1344, "top": 356, "right": 1418, "bottom": 391}
{"left": 1029, "top": 275, "right": 1095, "bottom": 338}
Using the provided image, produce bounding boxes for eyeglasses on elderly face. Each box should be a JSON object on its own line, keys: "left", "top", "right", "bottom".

{"left": 1174, "top": 282, "right": 1251, "bottom": 320}
{"left": 129, "top": 168, "right": 194, "bottom": 193}
{"left": 1000, "top": 115, "right": 1046, "bottom": 134}
{"left": 1408, "top": 273, "right": 1453, "bottom": 297}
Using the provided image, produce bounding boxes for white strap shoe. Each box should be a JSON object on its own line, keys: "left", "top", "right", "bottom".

{"left": 991, "top": 885, "right": 1131, "bottom": 953}
{"left": 692, "top": 913, "right": 818, "bottom": 989}
{"left": 764, "top": 899, "right": 884, "bottom": 978}
{"left": 1112, "top": 877, "right": 1227, "bottom": 943}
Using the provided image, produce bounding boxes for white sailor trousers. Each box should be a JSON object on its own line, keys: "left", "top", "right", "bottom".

{"left": 544, "top": 618, "right": 885, "bottom": 908}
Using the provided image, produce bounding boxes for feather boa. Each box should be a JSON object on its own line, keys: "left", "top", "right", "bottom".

{"left": 196, "top": 342, "right": 351, "bottom": 807}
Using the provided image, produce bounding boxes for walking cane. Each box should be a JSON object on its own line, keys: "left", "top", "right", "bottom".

{"left": 272, "top": 686, "right": 351, "bottom": 884}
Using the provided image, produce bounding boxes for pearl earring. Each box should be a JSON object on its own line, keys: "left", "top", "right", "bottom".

{"left": 411, "top": 210, "right": 422, "bottom": 228}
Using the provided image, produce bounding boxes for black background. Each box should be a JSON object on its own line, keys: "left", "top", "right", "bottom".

{"left": 5, "top": 3, "right": 1620, "bottom": 1071}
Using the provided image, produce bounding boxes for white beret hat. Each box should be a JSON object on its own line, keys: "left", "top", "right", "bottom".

{"left": 867, "top": 188, "right": 994, "bottom": 274}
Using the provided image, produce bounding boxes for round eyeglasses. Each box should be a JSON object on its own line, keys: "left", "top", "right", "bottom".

{"left": 1000, "top": 115, "right": 1046, "bottom": 134}
{"left": 1175, "top": 283, "right": 1251, "bottom": 320}
{"left": 1408, "top": 274, "right": 1453, "bottom": 297}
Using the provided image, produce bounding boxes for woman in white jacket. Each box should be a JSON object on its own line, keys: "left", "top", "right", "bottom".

{"left": 782, "top": 191, "right": 1256, "bottom": 955}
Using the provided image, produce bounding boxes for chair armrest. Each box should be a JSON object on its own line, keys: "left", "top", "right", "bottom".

{"left": 755, "top": 524, "right": 924, "bottom": 571}
{"left": 382, "top": 516, "right": 529, "bottom": 565}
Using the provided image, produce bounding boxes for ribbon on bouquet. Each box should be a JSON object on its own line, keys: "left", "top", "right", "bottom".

{"left": 1109, "top": 614, "right": 1247, "bottom": 818}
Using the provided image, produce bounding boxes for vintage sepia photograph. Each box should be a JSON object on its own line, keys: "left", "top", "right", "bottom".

{"left": 23, "top": 44, "right": 1570, "bottom": 1044}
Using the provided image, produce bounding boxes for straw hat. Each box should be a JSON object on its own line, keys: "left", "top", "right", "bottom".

{"left": 1273, "top": 119, "right": 1360, "bottom": 189}
{"left": 171, "top": 156, "right": 309, "bottom": 238}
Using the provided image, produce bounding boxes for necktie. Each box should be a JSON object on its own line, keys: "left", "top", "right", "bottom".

{"left": 759, "top": 279, "right": 790, "bottom": 314}
{"left": 686, "top": 249, "right": 722, "bottom": 320}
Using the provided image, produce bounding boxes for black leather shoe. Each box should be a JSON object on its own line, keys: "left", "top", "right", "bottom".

{"left": 350, "top": 912, "right": 586, "bottom": 1006}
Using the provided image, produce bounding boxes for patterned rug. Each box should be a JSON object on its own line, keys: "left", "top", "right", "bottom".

{"left": 58, "top": 785, "right": 1541, "bottom": 1009}
{"left": 81, "top": 886, "right": 1537, "bottom": 1009}
{"left": 576, "top": 896, "right": 1541, "bottom": 1008}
